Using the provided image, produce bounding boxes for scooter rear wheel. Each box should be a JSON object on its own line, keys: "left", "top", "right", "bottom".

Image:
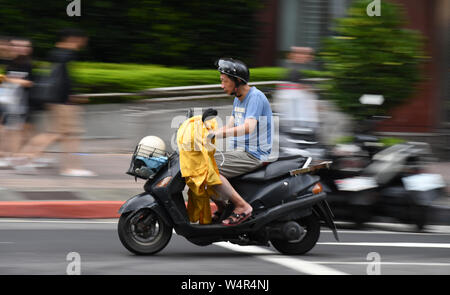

{"left": 118, "top": 209, "right": 172, "bottom": 255}
{"left": 270, "top": 214, "right": 320, "bottom": 255}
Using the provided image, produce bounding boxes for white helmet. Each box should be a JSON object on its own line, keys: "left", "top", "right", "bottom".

{"left": 137, "top": 136, "right": 166, "bottom": 158}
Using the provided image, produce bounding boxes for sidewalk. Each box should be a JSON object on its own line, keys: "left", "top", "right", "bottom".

{"left": 0, "top": 139, "right": 449, "bottom": 222}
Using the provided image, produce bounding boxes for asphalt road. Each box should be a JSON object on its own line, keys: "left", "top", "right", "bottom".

{"left": 0, "top": 219, "right": 449, "bottom": 275}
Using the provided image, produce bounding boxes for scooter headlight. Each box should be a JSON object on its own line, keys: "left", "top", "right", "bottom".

{"left": 155, "top": 176, "right": 173, "bottom": 188}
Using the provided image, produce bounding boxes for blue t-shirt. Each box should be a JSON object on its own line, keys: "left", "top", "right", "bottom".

{"left": 230, "top": 87, "right": 273, "bottom": 160}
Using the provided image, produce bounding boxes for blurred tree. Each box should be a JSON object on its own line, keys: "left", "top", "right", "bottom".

{"left": 0, "top": 0, "right": 263, "bottom": 68}
{"left": 318, "top": 0, "right": 426, "bottom": 120}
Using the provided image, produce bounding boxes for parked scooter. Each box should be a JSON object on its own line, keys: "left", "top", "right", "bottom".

{"left": 278, "top": 98, "right": 445, "bottom": 230}
{"left": 117, "top": 109, "right": 338, "bottom": 255}
{"left": 321, "top": 140, "right": 445, "bottom": 229}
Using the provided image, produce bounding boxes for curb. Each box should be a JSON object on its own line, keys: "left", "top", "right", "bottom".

{"left": 0, "top": 201, "right": 219, "bottom": 219}
{"left": 0, "top": 201, "right": 125, "bottom": 219}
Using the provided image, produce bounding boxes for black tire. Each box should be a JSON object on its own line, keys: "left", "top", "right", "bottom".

{"left": 270, "top": 214, "right": 321, "bottom": 255}
{"left": 118, "top": 209, "right": 172, "bottom": 255}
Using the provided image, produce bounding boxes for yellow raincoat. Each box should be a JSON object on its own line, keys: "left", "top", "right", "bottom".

{"left": 176, "top": 115, "right": 222, "bottom": 224}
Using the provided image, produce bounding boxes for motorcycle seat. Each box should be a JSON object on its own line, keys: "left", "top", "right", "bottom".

{"left": 232, "top": 155, "right": 307, "bottom": 182}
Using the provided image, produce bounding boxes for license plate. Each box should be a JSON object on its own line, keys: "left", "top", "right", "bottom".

{"left": 335, "top": 177, "right": 378, "bottom": 191}
{"left": 402, "top": 173, "right": 446, "bottom": 191}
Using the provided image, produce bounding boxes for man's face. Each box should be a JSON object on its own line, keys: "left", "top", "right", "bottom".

{"left": 10, "top": 40, "right": 32, "bottom": 57}
{"left": 288, "top": 47, "right": 314, "bottom": 64}
{"left": 66, "top": 36, "right": 88, "bottom": 50}
{"left": 220, "top": 74, "right": 235, "bottom": 95}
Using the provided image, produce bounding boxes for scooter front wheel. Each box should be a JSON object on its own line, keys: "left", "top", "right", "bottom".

{"left": 270, "top": 214, "right": 321, "bottom": 255}
{"left": 118, "top": 208, "right": 172, "bottom": 255}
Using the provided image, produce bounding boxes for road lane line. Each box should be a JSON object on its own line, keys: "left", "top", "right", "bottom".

{"left": 308, "top": 261, "right": 450, "bottom": 267}
{"left": 318, "top": 242, "right": 450, "bottom": 249}
{"left": 214, "top": 242, "right": 348, "bottom": 275}
{"left": 322, "top": 229, "right": 450, "bottom": 236}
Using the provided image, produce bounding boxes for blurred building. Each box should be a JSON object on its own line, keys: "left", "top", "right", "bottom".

{"left": 254, "top": 0, "right": 449, "bottom": 141}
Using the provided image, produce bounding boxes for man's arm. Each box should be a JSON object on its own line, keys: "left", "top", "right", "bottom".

{"left": 4, "top": 77, "right": 33, "bottom": 88}
{"left": 213, "top": 115, "right": 234, "bottom": 137}
{"left": 216, "top": 117, "right": 257, "bottom": 138}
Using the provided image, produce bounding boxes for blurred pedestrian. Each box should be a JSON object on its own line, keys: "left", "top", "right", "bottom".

{"left": 0, "top": 36, "right": 12, "bottom": 66}
{"left": 0, "top": 36, "right": 11, "bottom": 160}
{"left": 0, "top": 37, "right": 34, "bottom": 168}
{"left": 285, "top": 46, "right": 315, "bottom": 85}
{"left": 275, "top": 46, "right": 320, "bottom": 137}
{"left": 16, "top": 28, "right": 96, "bottom": 177}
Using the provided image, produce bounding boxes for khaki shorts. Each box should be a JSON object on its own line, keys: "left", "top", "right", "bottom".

{"left": 48, "top": 104, "right": 84, "bottom": 135}
{"left": 214, "top": 150, "right": 262, "bottom": 178}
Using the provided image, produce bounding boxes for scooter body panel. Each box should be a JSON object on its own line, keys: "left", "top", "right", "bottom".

{"left": 118, "top": 192, "right": 173, "bottom": 226}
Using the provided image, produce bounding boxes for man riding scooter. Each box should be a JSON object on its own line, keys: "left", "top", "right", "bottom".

{"left": 209, "top": 58, "right": 273, "bottom": 226}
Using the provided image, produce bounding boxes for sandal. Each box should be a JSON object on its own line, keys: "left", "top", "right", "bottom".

{"left": 222, "top": 212, "right": 252, "bottom": 226}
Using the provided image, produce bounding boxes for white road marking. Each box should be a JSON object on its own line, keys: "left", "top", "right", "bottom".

{"left": 322, "top": 229, "right": 450, "bottom": 236}
{"left": 308, "top": 261, "right": 450, "bottom": 267}
{"left": 214, "top": 242, "right": 349, "bottom": 275}
{"left": 318, "top": 242, "right": 450, "bottom": 249}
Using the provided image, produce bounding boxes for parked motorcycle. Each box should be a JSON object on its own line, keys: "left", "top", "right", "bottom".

{"left": 319, "top": 141, "right": 445, "bottom": 230}
{"left": 279, "top": 112, "right": 445, "bottom": 230}
{"left": 117, "top": 109, "right": 338, "bottom": 255}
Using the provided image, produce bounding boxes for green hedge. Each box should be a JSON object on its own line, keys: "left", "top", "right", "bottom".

{"left": 0, "top": 0, "right": 264, "bottom": 67}
{"left": 68, "top": 62, "right": 287, "bottom": 94}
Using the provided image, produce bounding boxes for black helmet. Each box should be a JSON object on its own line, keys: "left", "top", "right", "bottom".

{"left": 216, "top": 57, "right": 250, "bottom": 84}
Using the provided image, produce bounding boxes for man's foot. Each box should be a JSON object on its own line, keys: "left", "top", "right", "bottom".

{"left": 60, "top": 169, "right": 97, "bottom": 177}
{"left": 0, "top": 158, "right": 12, "bottom": 169}
{"left": 222, "top": 212, "right": 252, "bottom": 226}
{"left": 0, "top": 157, "right": 28, "bottom": 169}
{"left": 32, "top": 157, "right": 58, "bottom": 168}
{"left": 14, "top": 163, "right": 38, "bottom": 175}
{"left": 222, "top": 207, "right": 253, "bottom": 226}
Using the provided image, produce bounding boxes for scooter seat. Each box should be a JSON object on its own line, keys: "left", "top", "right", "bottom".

{"left": 232, "top": 156, "right": 306, "bottom": 182}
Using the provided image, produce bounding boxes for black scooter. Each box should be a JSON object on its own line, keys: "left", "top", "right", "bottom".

{"left": 117, "top": 110, "right": 338, "bottom": 255}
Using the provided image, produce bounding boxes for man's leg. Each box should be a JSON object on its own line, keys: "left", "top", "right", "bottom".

{"left": 17, "top": 132, "right": 61, "bottom": 158}
{"left": 60, "top": 135, "right": 82, "bottom": 173}
{"left": 212, "top": 150, "right": 262, "bottom": 224}
{"left": 214, "top": 150, "right": 262, "bottom": 179}
{"left": 212, "top": 174, "right": 252, "bottom": 224}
